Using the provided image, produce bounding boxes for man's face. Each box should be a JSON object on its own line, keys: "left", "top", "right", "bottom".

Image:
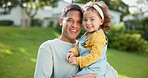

{"left": 60, "top": 10, "right": 82, "bottom": 42}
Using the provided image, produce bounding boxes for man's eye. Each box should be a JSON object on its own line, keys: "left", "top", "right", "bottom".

{"left": 67, "top": 19, "right": 72, "bottom": 22}
{"left": 77, "top": 21, "right": 82, "bottom": 24}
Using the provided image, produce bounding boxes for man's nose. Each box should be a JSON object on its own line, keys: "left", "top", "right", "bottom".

{"left": 71, "top": 22, "right": 77, "bottom": 28}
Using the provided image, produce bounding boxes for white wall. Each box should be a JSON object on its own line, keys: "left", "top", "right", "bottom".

{"left": 109, "top": 10, "right": 121, "bottom": 25}
{"left": 0, "top": 6, "right": 21, "bottom": 26}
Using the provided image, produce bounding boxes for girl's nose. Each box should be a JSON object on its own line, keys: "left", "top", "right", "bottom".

{"left": 86, "top": 20, "right": 91, "bottom": 25}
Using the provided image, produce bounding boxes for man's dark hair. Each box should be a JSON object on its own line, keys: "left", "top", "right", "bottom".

{"left": 62, "top": 4, "right": 83, "bottom": 18}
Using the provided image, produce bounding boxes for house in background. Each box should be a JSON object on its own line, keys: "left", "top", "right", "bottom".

{"left": 109, "top": 10, "right": 121, "bottom": 25}
{"left": 0, "top": 0, "right": 121, "bottom": 27}
{"left": 39, "top": 1, "right": 121, "bottom": 28}
{"left": 0, "top": 6, "right": 30, "bottom": 26}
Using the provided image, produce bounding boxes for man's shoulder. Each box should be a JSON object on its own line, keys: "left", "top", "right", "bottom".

{"left": 40, "top": 38, "right": 58, "bottom": 48}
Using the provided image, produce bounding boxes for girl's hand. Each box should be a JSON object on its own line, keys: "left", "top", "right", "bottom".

{"left": 66, "top": 52, "right": 74, "bottom": 61}
{"left": 68, "top": 56, "right": 77, "bottom": 65}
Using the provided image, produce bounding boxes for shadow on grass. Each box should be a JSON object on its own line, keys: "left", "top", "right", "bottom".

{"left": 118, "top": 74, "right": 131, "bottom": 78}
{"left": 0, "top": 42, "right": 36, "bottom": 78}
{"left": 0, "top": 43, "right": 13, "bottom": 57}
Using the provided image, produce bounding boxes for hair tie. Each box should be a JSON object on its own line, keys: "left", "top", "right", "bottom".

{"left": 93, "top": 5, "right": 104, "bottom": 19}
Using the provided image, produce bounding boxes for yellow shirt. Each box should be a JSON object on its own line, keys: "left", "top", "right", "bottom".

{"left": 69, "top": 29, "right": 107, "bottom": 68}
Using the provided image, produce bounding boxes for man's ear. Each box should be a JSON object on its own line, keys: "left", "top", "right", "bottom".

{"left": 59, "top": 18, "right": 63, "bottom": 26}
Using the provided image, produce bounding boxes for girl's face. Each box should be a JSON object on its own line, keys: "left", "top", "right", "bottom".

{"left": 83, "top": 9, "right": 103, "bottom": 34}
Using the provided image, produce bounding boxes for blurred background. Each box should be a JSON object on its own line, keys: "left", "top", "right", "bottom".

{"left": 0, "top": 0, "right": 148, "bottom": 78}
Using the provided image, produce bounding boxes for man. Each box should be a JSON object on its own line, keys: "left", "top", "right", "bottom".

{"left": 34, "top": 4, "right": 117, "bottom": 78}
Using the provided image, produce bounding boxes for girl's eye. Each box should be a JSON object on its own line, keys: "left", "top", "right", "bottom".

{"left": 91, "top": 19, "right": 95, "bottom": 21}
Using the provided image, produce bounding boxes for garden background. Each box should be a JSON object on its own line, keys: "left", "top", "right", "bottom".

{"left": 0, "top": 0, "right": 148, "bottom": 78}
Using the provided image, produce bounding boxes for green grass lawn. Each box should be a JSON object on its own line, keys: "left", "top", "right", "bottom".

{"left": 0, "top": 26, "right": 148, "bottom": 78}
{"left": 107, "top": 49, "right": 148, "bottom": 78}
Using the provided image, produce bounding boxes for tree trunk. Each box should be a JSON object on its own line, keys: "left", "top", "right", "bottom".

{"left": 23, "top": 3, "right": 38, "bottom": 27}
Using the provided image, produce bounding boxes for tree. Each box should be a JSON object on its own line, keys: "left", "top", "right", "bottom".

{"left": 0, "top": 0, "right": 19, "bottom": 13}
{"left": 122, "top": 0, "right": 148, "bottom": 40}
{"left": 102, "top": 0, "right": 129, "bottom": 19}
{"left": 0, "top": 0, "right": 58, "bottom": 26}
{"left": 74, "top": 0, "right": 95, "bottom": 3}
{"left": 20, "top": 0, "right": 58, "bottom": 26}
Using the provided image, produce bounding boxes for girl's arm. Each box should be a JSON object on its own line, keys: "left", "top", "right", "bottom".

{"left": 77, "top": 32, "right": 107, "bottom": 68}
{"left": 69, "top": 43, "right": 79, "bottom": 56}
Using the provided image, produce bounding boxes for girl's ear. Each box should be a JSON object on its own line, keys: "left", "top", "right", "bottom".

{"left": 59, "top": 18, "right": 63, "bottom": 26}
{"left": 100, "top": 19, "right": 104, "bottom": 25}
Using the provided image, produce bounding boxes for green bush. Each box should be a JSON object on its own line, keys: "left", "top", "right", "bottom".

{"left": 0, "top": 20, "right": 13, "bottom": 26}
{"left": 31, "top": 19, "right": 42, "bottom": 27}
{"left": 107, "top": 23, "right": 148, "bottom": 54}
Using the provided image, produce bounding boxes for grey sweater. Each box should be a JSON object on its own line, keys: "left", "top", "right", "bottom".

{"left": 34, "top": 38, "right": 78, "bottom": 78}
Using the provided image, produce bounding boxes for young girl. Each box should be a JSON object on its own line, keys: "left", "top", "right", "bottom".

{"left": 67, "top": 1, "right": 117, "bottom": 78}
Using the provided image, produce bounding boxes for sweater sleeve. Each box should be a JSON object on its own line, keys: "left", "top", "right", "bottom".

{"left": 69, "top": 43, "right": 79, "bottom": 57}
{"left": 77, "top": 32, "right": 107, "bottom": 68}
{"left": 34, "top": 41, "right": 53, "bottom": 78}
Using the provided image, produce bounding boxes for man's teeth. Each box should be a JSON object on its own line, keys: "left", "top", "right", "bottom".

{"left": 70, "top": 30, "right": 77, "bottom": 32}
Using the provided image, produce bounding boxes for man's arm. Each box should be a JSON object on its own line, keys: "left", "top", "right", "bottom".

{"left": 34, "top": 43, "right": 53, "bottom": 78}
{"left": 70, "top": 74, "right": 96, "bottom": 78}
